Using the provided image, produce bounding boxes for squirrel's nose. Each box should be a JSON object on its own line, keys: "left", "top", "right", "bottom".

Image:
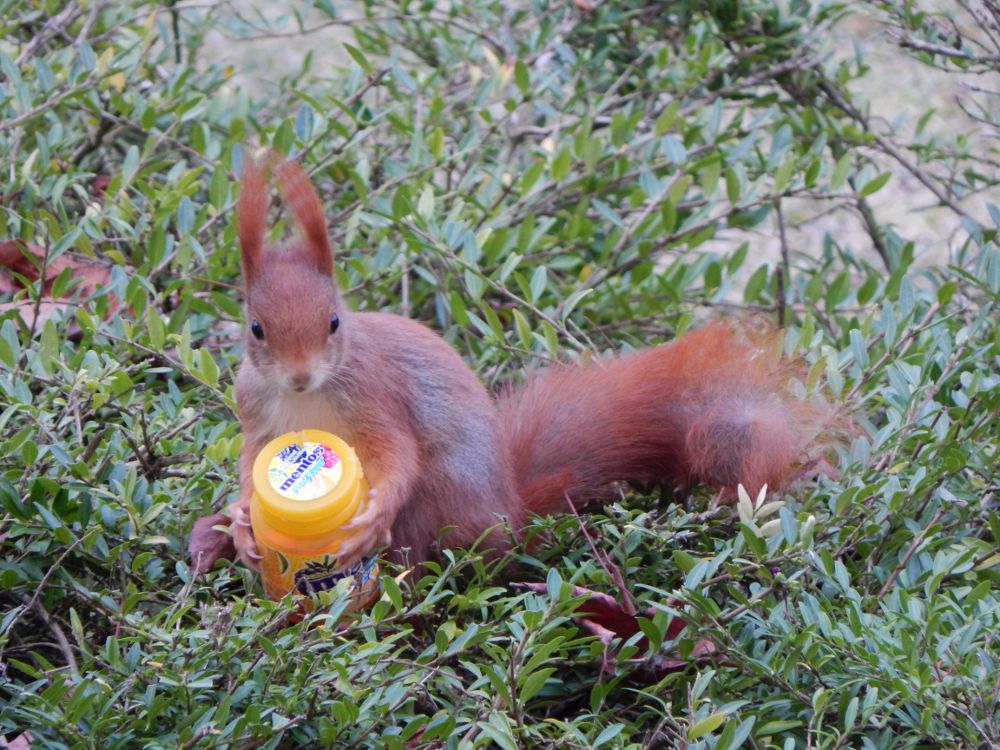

{"left": 289, "top": 372, "right": 312, "bottom": 392}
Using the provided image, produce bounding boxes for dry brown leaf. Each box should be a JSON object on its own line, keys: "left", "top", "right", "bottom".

{"left": 91, "top": 174, "right": 111, "bottom": 197}
{"left": 0, "top": 239, "right": 119, "bottom": 330}
{"left": 514, "top": 582, "right": 717, "bottom": 683}
{"left": 1, "top": 732, "right": 33, "bottom": 750}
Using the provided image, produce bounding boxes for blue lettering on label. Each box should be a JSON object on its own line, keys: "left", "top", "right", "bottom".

{"left": 278, "top": 445, "right": 325, "bottom": 493}
{"left": 276, "top": 443, "right": 302, "bottom": 461}
{"left": 293, "top": 554, "right": 377, "bottom": 596}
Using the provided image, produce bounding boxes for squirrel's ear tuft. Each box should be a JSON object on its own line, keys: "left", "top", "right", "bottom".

{"left": 275, "top": 159, "right": 333, "bottom": 278}
{"left": 237, "top": 150, "right": 268, "bottom": 284}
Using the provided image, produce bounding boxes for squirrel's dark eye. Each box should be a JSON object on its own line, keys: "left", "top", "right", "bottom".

{"left": 329, "top": 313, "right": 340, "bottom": 335}
{"left": 250, "top": 320, "right": 264, "bottom": 340}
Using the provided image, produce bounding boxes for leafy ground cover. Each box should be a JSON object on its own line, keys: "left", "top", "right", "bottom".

{"left": 0, "top": 1, "right": 997, "bottom": 748}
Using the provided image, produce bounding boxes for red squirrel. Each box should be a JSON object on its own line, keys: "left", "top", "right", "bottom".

{"left": 188, "top": 155, "right": 834, "bottom": 574}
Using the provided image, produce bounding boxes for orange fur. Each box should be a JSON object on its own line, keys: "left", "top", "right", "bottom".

{"left": 503, "top": 319, "right": 832, "bottom": 517}
{"left": 274, "top": 160, "right": 332, "bottom": 277}
{"left": 236, "top": 153, "right": 268, "bottom": 282}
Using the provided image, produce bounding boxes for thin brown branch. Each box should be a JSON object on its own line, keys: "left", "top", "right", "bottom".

{"left": 877, "top": 507, "right": 946, "bottom": 599}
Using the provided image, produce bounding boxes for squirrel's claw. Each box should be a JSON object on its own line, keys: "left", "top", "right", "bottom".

{"left": 227, "top": 501, "right": 263, "bottom": 572}
{"left": 343, "top": 487, "right": 378, "bottom": 531}
{"left": 336, "top": 506, "right": 391, "bottom": 567}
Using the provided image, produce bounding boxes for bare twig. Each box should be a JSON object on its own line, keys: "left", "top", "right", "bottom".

{"left": 817, "top": 78, "right": 975, "bottom": 221}
{"left": 15, "top": 2, "right": 84, "bottom": 65}
{"left": 18, "top": 595, "right": 80, "bottom": 678}
{"left": 894, "top": 33, "right": 1000, "bottom": 65}
{"left": 877, "top": 507, "right": 946, "bottom": 599}
{"left": 775, "top": 200, "right": 791, "bottom": 326}
{"left": 563, "top": 490, "right": 636, "bottom": 614}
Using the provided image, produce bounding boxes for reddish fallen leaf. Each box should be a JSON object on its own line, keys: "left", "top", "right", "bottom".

{"left": 91, "top": 174, "right": 112, "bottom": 197}
{"left": 0, "top": 264, "right": 17, "bottom": 294}
{"left": 404, "top": 729, "right": 445, "bottom": 750}
{"left": 514, "top": 582, "right": 718, "bottom": 682}
{"left": 1, "top": 732, "right": 33, "bottom": 750}
{"left": 0, "top": 239, "right": 119, "bottom": 330}
{"left": 0, "top": 240, "right": 107, "bottom": 296}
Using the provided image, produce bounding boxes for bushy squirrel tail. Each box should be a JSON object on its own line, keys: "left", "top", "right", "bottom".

{"left": 500, "top": 319, "right": 837, "bottom": 516}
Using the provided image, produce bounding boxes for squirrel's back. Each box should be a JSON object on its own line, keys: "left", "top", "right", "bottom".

{"left": 348, "top": 312, "right": 523, "bottom": 562}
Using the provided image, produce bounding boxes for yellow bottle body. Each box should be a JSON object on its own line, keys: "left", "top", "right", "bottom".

{"left": 249, "top": 429, "right": 380, "bottom": 611}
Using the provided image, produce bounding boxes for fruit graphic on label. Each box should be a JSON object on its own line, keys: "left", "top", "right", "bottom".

{"left": 266, "top": 442, "right": 344, "bottom": 501}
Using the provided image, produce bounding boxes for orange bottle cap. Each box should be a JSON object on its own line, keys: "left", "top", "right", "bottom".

{"left": 251, "top": 429, "right": 366, "bottom": 537}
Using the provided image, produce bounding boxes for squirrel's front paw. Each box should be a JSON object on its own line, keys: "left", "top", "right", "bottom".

{"left": 337, "top": 490, "right": 392, "bottom": 566}
{"left": 227, "top": 502, "right": 263, "bottom": 572}
{"left": 188, "top": 513, "right": 236, "bottom": 575}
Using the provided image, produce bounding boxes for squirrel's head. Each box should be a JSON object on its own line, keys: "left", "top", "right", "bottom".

{"left": 236, "top": 152, "right": 349, "bottom": 394}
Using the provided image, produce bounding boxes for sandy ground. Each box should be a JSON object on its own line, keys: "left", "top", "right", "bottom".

{"left": 787, "top": 13, "right": 992, "bottom": 268}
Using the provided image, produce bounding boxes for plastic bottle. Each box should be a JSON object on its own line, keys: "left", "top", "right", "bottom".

{"left": 249, "top": 429, "right": 380, "bottom": 610}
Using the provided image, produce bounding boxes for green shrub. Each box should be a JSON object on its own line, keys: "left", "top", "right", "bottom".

{"left": 1, "top": 1, "right": 997, "bottom": 748}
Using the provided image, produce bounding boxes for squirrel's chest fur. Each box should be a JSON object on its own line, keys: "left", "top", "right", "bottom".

{"left": 237, "top": 370, "right": 356, "bottom": 447}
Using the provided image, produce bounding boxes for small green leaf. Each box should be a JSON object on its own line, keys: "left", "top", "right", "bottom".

{"left": 716, "top": 716, "right": 755, "bottom": 750}
{"left": 660, "top": 198, "right": 677, "bottom": 234}
{"left": 519, "top": 161, "right": 545, "bottom": 194}
{"left": 594, "top": 723, "right": 625, "bottom": 747}
{"left": 831, "top": 153, "right": 851, "bottom": 190}
{"left": 209, "top": 164, "right": 228, "bottom": 210}
{"left": 39, "top": 319, "right": 59, "bottom": 375}
{"left": 688, "top": 712, "right": 727, "bottom": 739}
{"left": 122, "top": 145, "right": 140, "bottom": 183}
{"left": 381, "top": 574, "right": 403, "bottom": 612}
{"left": 479, "top": 302, "right": 504, "bottom": 341}
{"left": 273, "top": 118, "right": 294, "bottom": 153}
{"left": 197, "top": 347, "right": 218, "bottom": 387}
{"left": 518, "top": 667, "right": 555, "bottom": 704}
{"left": 757, "top": 720, "right": 802, "bottom": 735}
{"left": 148, "top": 309, "right": 165, "bottom": 350}
{"left": 551, "top": 148, "right": 572, "bottom": 181}
{"left": 773, "top": 157, "right": 794, "bottom": 193}
{"left": 294, "top": 103, "right": 315, "bottom": 141}
{"left": 512, "top": 308, "right": 532, "bottom": 349}
{"left": 844, "top": 695, "right": 859, "bottom": 731}
{"left": 449, "top": 290, "right": 468, "bottom": 325}
{"left": 654, "top": 102, "right": 679, "bottom": 135}
{"left": 936, "top": 280, "right": 957, "bottom": 306}
{"left": 478, "top": 712, "right": 517, "bottom": 750}
{"left": 0, "top": 320, "right": 18, "bottom": 367}
{"left": 391, "top": 184, "right": 412, "bottom": 219}
{"left": 343, "top": 43, "right": 373, "bottom": 73}
{"left": 528, "top": 266, "right": 546, "bottom": 303}
{"left": 725, "top": 167, "right": 741, "bottom": 205}
{"left": 514, "top": 60, "right": 530, "bottom": 96}
{"left": 417, "top": 185, "right": 435, "bottom": 218}
{"left": 661, "top": 135, "right": 687, "bottom": 164}
{"left": 858, "top": 171, "right": 891, "bottom": 198}
{"left": 429, "top": 126, "right": 444, "bottom": 160}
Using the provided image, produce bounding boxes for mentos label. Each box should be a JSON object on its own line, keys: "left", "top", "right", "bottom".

{"left": 259, "top": 546, "right": 380, "bottom": 612}
{"left": 293, "top": 554, "right": 379, "bottom": 598}
{"left": 267, "top": 441, "right": 343, "bottom": 501}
